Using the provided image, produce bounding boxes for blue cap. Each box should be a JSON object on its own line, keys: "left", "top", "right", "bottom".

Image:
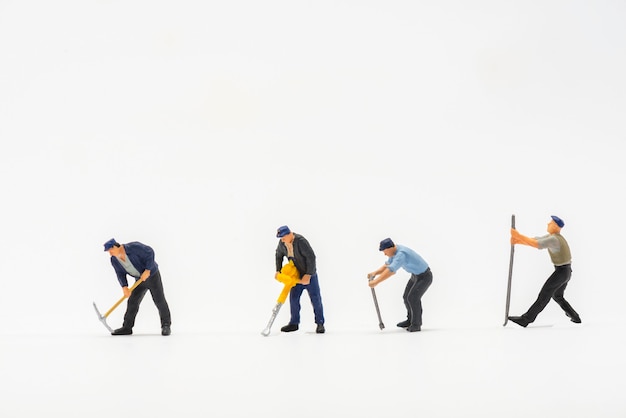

{"left": 103, "top": 238, "right": 118, "bottom": 251}
{"left": 276, "top": 225, "right": 291, "bottom": 238}
{"left": 379, "top": 238, "right": 395, "bottom": 251}
{"left": 551, "top": 215, "right": 564, "bottom": 228}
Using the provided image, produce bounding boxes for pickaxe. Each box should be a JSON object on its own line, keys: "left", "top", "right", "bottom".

{"left": 93, "top": 279, "right": 142, "bottom": 333}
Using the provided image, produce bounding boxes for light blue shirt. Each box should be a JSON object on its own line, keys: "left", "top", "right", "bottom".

{"left": 386, "top": 244, "right": 429, "bottom": 275}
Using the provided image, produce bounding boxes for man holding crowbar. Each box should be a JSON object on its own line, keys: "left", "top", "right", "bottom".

{"left": 368, "top": 238, "right": 433, "bottom": 332}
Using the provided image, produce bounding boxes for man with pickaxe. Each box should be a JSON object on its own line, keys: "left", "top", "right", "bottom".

{"left": 100, "top": 238, "right": 172, "bottom": 336}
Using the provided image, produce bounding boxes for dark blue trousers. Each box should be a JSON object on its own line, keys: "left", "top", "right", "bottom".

{"left": 288, "top": 273, "right": 325, "bottom": 325}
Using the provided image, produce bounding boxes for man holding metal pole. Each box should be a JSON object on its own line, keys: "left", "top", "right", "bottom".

{"left": 368, "top": 238, "right": 432, "bottom": 332}
{"left": 507, "top": 216, "right": 581, "bottom": 327}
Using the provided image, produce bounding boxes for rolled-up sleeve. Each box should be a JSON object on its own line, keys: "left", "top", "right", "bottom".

{"left": 387, "top": 252, "right": 406, "bottom": 273}
{"left": 536, "top": 235, "right": 560, "bottom": 251}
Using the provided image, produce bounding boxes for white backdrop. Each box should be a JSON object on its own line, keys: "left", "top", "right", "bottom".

{"left": 1, "top": 1, "right": 625, "bottom": 416}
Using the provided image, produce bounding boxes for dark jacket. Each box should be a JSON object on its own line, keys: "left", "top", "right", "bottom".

{"left": 275, "top": 233, "right": 316, "bottom": 277}
{"left": 110, "top": 242, "right": 159, "bottom": 287}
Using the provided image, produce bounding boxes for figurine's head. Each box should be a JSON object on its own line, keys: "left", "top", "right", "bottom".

{"left": 276, "top": 225, "right": 294, "bottom": 243}
{"left": 379, "top": 238, "right": 396, "bottom": 256}
{"left": 548, "top": 215, "right": 564, "bottom": 233}
{"left": 103, "top": 238, "right": 122, "bottom": 256}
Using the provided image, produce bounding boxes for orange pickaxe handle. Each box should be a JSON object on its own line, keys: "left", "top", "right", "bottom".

{"left": 103, "top": 279, "right": 143, "bottom": 318}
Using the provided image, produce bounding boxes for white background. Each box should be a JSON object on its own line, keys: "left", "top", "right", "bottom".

{"left": 1, "top": 1, "right": 625, "bottom": 417}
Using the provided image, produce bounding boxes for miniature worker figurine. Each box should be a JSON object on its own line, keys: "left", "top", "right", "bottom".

{"left": 104, "top": 238, "right": 172, "bottom": 336}
{"left": 508, "top": 216, "right": 581, "bottom": 327}
{"left": 368, "top": 238, "right": 433, "bottom": 332}
{"left": 275, "top": 225, "right": 325, "bottom": 334}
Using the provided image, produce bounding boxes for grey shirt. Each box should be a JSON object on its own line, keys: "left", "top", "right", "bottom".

{"left": 536, "top": 233, "right": 572, "bottom": 266}
{"left": 115, "top": 255, "right": 142, "bottom": 278}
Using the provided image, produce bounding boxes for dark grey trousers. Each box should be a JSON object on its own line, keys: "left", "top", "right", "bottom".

{"left": 523, "top": 264, "right": 579, "bottom": 322}
{"left": 123, "top": 270, "right": 171, "bottom": 329}
{"left": 402, "top": 268, "right": 433, "bottom": 328}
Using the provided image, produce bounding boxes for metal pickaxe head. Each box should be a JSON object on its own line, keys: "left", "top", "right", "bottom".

{"left": 93, "top": 302, "right": 113, "bottom": 333}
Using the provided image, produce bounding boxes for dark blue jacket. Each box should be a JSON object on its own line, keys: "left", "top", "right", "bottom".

{"left": 110, "top": 242, "right": 159, "bottom": 287}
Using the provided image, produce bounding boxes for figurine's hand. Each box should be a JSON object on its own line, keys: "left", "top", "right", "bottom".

{"left": 510, "top": 228, "right": 521, "bottom": 245}
{"left": 122, "top": 286, "right": 131, "bottom": 298}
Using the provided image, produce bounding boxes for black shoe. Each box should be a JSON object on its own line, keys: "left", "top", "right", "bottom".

{"left": 508, "top": 316, "right": 529, "bottom": 328}
{"left": 406, "top": 325, "right": 421, "bottom": 332}
{"left": 161, "top": 325, "right": 171, "bottom": 336}
{"left": 566, "top": 312, "right": 582, "bottom": 323}
{"left": 111, "top": 327, "right": 132, "bottom": 335}
{"left": 316, "top": 323, "right": 325, "bottom": 334}
{"left": 396, "top": 320, "right": 410, "bottom": 328}
{"left": 281, "top": 324, "right": 299, "bottom": 332}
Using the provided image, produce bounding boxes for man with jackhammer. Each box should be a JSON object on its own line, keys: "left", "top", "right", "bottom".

{"left": 275, "top": 225, "right": 326, "bottom": 334}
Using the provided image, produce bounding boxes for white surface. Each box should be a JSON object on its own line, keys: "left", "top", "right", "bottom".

{"left": 2, "top": 323, "right": 625, "bottom": 418}
{"left": 1, "top": 1, "right": 625, "bottom": 416}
